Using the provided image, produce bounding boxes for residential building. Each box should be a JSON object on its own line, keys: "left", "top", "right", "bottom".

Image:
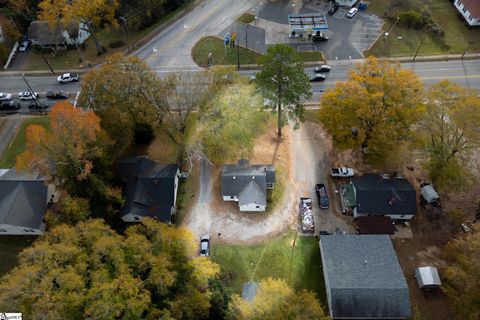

{"left": 319, "top": 235, "right": 411, "bottom": 319}
{"left": 0, "top": 168, "right": 57, "bottom": 235}
{"left": 28, "top": 21, "right": 90, "bottom": 50}
{"left": 221, "top": 159, "right": 275, "bottom": 212}
{"left": 453, "top": 0, "right": 480, "bottom": 27}
{"left": 117, "top": 156, "right": 179, "bottom": 223}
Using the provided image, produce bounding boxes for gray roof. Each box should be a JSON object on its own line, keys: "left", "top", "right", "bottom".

{"left": 320, "top": 235, "right": 411, "bottom": 319}
{"left": 352, "top": 174, "right": 416, "bottom": 217}
{"left": 28, "top": 21, "right": 78, "bottom": 45}
{"left": 241, "top": 281, "right": 258, "bottom": 302}
{"left": 0, "top": 169, "right": 48, "bottom": 230}
{"left": 222, "top": 159, "right": 275, "bottom": 197}
{"left": 238, "top": 180, "right": 266, "bottom": 206}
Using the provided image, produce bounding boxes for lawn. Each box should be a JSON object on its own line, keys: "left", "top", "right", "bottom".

{"left": 0, "top": 116, "right": 50, "bottom": 168}
{"left": 212, "top": 232, "right": 327, "bottom": 304}
{"left": 365, "top": 0, "right": 480, "bottom": 57}
{"left": 0, "top": 236, "right": 37, "bottom": 276}
{"left": 237, "top": 13, "right": 256, "bottom": 24}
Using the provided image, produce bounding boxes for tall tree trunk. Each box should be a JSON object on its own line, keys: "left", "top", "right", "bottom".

{"left": 87, "top": 21, "right": 104, "bottom": 55}
{"left": 277, "top": 99, "right": 282, "bottom": 137}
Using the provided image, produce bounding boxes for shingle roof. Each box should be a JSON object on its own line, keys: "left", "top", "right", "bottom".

{"left": 461, "top": 0, "right": 480, "bottom": 17}
{"left": 352, "top": 174, "right": 416, "bottom": 217}
{"left": 118, "top": 156, "right": 178, "bottom": 222}
{"left": 222, "top": 159, "right": 275, "bottom": 197}
{"left": 238, "top": 180, "right": 266, "bottom": 206}
{"left": 320, "top": 235, "right": 411, "bottom": 319}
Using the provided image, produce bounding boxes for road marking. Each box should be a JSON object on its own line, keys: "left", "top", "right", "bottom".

{"left": 420, "top": 74, "right": 480, "bottom": 80}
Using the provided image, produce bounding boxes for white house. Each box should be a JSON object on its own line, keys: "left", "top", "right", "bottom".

{"left": 454, "top": 0, "right": 480, "bottom": 27}
{"left": 28, "top": 21, "right": 91, "bottom": 50}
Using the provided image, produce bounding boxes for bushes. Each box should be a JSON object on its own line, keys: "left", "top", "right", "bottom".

{"left": 108, "top": 39, "right": 125, "bottom": 48}
{"left": 399, "top": 10, "right": 427, "bottom": 30}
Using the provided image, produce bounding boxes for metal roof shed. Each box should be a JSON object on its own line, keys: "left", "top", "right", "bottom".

{"left": 420, "top": 184, "right": 439, "bottom": 204}
{"left": 415, "top": 266, "right": 441, "bottom": 289}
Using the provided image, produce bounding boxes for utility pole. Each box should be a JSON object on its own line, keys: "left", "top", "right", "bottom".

{"left": 39, "top": 51, "right": 55, "bottom": 74}
{"left": 237, "top": 38, "right": 240, "bottom": 70}
{"left": 22, "top": 74, "right": 41, "bottom": 108}
{"left": 413, "top": 36, "right": 426, "bottom": 63}
{"left": 119, "top": 16, "right": 133, "bottom": 52}
{"left": 462, "top": 41, "right": 473, "bottom": 59}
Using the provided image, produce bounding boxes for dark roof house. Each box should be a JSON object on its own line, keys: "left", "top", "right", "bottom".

{"left": 222, "top": 159, "right": 275, "bottom": 212}
{"left": 351, "top": 174, "right": 417, "bottom": 220}
{"left": 320, "top": 235, "right": 411, "bottom": 319}
{"left": 28, "top": 21, "right": 90, "bottom": 49}
{"left": 0, "top": 168, "right": 56, "bottom": 235}
{"left": 117, "top": 156, "right": 179, "bottom": 223}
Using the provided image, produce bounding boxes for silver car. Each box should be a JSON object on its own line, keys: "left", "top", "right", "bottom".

{"left": 200, "top": 235, "right": 210, "bottom": 257}
{"left": 18, "top": 91, "right": 39, "bottom": 100}
{"left": 0, "top": 93, "right": 12, "bottom": 101}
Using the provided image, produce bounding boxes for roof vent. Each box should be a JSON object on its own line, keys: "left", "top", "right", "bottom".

{"left": 252, "top": 176, "right": 255, "bottom": 179}
{"left": 364, "top": 260, "right": 368, "bottom": 265}
{"left": 233, "top": 176, "right": 236, "bottom": 180}
{"left": 382, "top": 174, "right": 390, "bottom": 180}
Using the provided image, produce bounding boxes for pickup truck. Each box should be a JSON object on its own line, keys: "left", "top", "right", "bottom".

{"left": 299, "top": 197, "right": 314, "bottom": 233}
{"left": 315, "top": 184, "right": 329, "bottom": 209}
{"left": 331, "top": 167, "right": 354, "bottom": 178}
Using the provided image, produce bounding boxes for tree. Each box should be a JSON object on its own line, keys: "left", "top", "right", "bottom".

{"left": 228, "top": 278, "right": 328, "bottom": 320}
{"left": 319, "top": 56, "right": 423, "bottom": 160}
{"left": 38, "top": 0, "right": 119, "bottom": 54}
{"left": 195, "top": 83, "right": 268, "bottom": 163}
{"left": 45, "top": 194, "right": 91, "bottom": 227}
{"left": 0, "top": 218, "right": 221, "bottom": 320}
{"left": 255, "top": 44, "right": 312, "bottom": 137}
{"left": 416, "top": 80, "right": 480, "bottom": 188}
{"left": 79, "top": 53, "right": 161, "bottom": 157}
{"left": 443, "top": 224, "right": 480, "bottom": 320}
{"left": 16, "top": 101, "right": 121, "bottom": 218}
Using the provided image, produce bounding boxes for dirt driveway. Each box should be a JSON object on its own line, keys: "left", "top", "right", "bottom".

{"left": 183, "top": 121, "right": 355, "bottom": 243}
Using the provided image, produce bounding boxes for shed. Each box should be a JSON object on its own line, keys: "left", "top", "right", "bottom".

{"left": 420, "top": 184, "right": 439, "bottom": 204}
{"left": 415, "top": 266, "right": 441, "bottom": 289}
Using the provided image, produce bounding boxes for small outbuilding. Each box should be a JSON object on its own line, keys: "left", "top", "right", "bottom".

{"left": 415, "top": 266, "right": 441, "bottom": 290}
{"left": 420, "top": 184, "right": 439, "bottom": 204}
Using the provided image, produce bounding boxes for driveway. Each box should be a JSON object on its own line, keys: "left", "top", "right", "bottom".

{"left": 183, "top": 122, "right": 355, "bottom": 243}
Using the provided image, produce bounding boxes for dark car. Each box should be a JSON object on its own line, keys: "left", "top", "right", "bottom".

{"left": 315, "top": 184, "right": 329, "bottom": 209}
{"left": 46, "top": 90, "right": 69, "bottom": 99}
{"left": 0, "top": 100, "right": 20, "bottom": 110}
{"left": 310, "top": 74, "right": 326, "bottom": 82}
{"left": 328, "top": 4, "right": 340, "bottom": 15}
{"left": 28, "top": 101, "right": 49, "bottom": 110}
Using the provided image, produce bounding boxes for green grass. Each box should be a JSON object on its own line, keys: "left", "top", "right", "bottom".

{"left": 212, "top": 232, "right": 326, "bottom": 304}
{"left": 296, "top": 51, "right": 325, "bottom": 63}
{"left": 237, "top": 13, "right": 256, "bottom": 24}
{"left": 0, "top": 116, "right": 50, "bottom": 168}
{"left": 365, "top": 0, "right": 480, "bottom": 57}
{"left": 0, "top": 236, "right": 37, "bottom": 276}
{"left": 303, "top": 109, "right": 322, "bottom": 125}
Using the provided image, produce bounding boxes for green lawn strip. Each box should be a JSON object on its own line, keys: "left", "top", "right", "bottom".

{"left": 0, "top": 116, "right": 50, "bottom": 168}
{"left": 237, "top": 13, "right": 256, "bottom": 24}
{"left": 0, "top": 235, "right": 37, "bottom": 276}
{"left": 296, "top": 51, "right": 325, "bottom": 63}
{"left": 212, "top": 232, "right": 326, "bottom": 304}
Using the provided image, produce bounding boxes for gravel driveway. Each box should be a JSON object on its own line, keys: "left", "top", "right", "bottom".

{"left": 183, "top": 122, "right": 355, "bottom": 243}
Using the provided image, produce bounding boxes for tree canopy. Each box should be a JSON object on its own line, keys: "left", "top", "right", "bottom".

{"left": 228, "top": 278, "right": 328, "bottom": 320}
{"left": 0, "top": 218, "right": 220, "bottom": 320}
{"left": 318, "top": 56, "right": 423, "bottom": 160}
{"left": 255, "top": 44, "right": 312, "bottom": 137}
{"left": 416, "top": 80, "right": 480, "bottom": 188}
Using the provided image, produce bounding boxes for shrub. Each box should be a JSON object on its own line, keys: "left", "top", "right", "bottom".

{"left": 399, "top": 10, "right": 427, "bottom": 30}
{"left": 108, "top": 39, "right": 125, "bottom": 48}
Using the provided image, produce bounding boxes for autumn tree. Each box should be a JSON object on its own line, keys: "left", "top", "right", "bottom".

{"left": 16, "top": 101, "right": 121, "bottom": 218}
{"left": 443, "top": 224, "right": 480, "bottom": 320}
{"left": 319, "top": 56, "right": 423, "bottom": 160}
{"left": 228, "top": 278, "right": 328, "bottom": 320}
{"left": 79, "top": 53, "right": 161, "bottom": 157}
{"left": 416, "top": 80, "right": 480, "bottom": 188}
{"left": 195, "top": 83, "right": 268, "bottom": 164}
{"left": 255, "top": 44, "right": 312, "bottom": 137}
{"left": 45, "top": 194, "right": 91, "bottom": 227}
{"left": 0, "top": 218, "right": 220, "bottom": 320}
{"left": 38, "top": 0, "right": 119, "bottom": 54}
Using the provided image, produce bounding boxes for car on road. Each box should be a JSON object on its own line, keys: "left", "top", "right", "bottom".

{"left": 0, "top": 101, "right": 20, "bottom": 110}
{"left": 346, "top": 8, "right": 358, "bottom": 18}
{"left": 27, "top": 101, "right": 49, "bottom": 110}
{"left": 57, "top": 73, "right": 79, "bottom": 84}
{"left": 18, "top": 91, "right": 39, "bottom": 100}
{"left": 46, "top": 90, "right": 69, "bottom": 99}
{"left": 18, "top": 40, "right": 30, "bottom": 52}
{"left": 314, "top": 65, "right": 331, "bottom": 73}
{"left": 328, "top": 3, "right": 340, "bottom": 15}
{"left": 310, "top": 74, "right": 326, "bottom": 82}
{"left": 200, "top": 235, "right": 210, "bottom": 257}
{"left": 315, "top": 184, "right": 329, "bottom": 209}
{"left": 0, "top": 93, "right": 12, "bottom": 101}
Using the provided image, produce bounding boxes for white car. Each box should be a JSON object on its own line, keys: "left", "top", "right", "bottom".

{"left": 57, "top": 73, "right": 79, "bottom": 84}
{"left": 200, "top": 235, "right": 210, "bottom": 257}
{"left": 314, "top": 65, "right": 331, "bottom": 73}
{"left": 0, "top": 93, "right": 13, "bottom": 101}
{"left": 18, "top": 91, "right": 39, "bottom": 100}
{"left": 346, "top": 8, "right": 358, "bottom": 18}
{"left": 18, "top": 41, "right": 29, "bottom": 52}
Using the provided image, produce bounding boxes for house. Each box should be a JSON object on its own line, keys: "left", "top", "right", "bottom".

{"left": 117, "top": 156, "right": 179, "bottom": 223}
{"left": 319, "top": 235, "right": 411, "bottom": 319}
{"left": 0, "top": 168, "right": 57, "bottom": 235}
{"left": 341, "top": 174, "right": 416, "bottom": 220}
{"left": 221, "top": 159, "right": 275, "bottom": 212}
{"left": 453, "top": 0, "right": 480, "bottom": 27}
{"left": 27, "top": 21, "right": 90, "bottom": 50}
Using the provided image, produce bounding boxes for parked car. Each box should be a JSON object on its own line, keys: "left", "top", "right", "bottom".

{"left": 310, "top": 74, "right": 326, "bottom": 82}
{"left": 328, "top": 3, "right": 340, "bottom": 15}
{"left": 314, "top": 65, "right": 331, "bottom": 73}
{"left": 346, "top": 7, "right": 358, "bottom": 18}
{"left": 0, "top": 93, "right": 12, "bottom": 101}
{"left": 28, "top": 101, "right": 49, "bottom": 110}
{"left": 18, "top": 40, "right": 30, "bottom": 52}
{"left": 18, "top": 91, "right": 39, "bottom": 100}
{"left": 312, "top": 31, "right": 328, "bottom": 42}
{"left": 330, "top": 167, "right": 355, "bottom": 178}
{"left": 0, "top": 101, "right": 20, "bottom": 110}
{"left": 200, "top": 235, "right": 210, "bottom": 257}
{"left": 315, "top": 184, "right": 330, "bottom": 209}
{"left": 57, "top": 73, "right": 79, "bottom": 84}
{"left": 46, "top": 90, "right": 69, "bottom": 99}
